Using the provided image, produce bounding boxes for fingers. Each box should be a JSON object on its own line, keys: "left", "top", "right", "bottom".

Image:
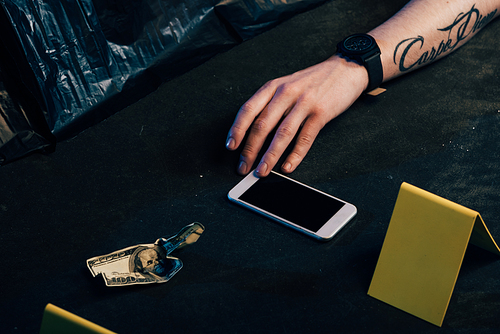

{"left": 227, "top": 80, "right": 325, "bottom": 177}
{"left": 225, "top": 80, "right": 279, "bottom": 151}
{"left": 253, "top": 112, "right": 303, "bottom": 176}
{"left": 228, "top": 79, "right": 300, "bottom": 175}
{"left": 237, "top": 113, "right": 280, "bottom": 175}
{"left": 280, "top": 117, "right": 321, "bottom": 174}
{"left": 237, "top": 99, "right": 296, "bottom": 175}
{"left": 256, "top": 112, "right": 322, "bottom": 177}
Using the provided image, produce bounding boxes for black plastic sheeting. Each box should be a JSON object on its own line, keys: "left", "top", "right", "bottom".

{"left": 0, "top": 0, "right": 327, "bottom": 165}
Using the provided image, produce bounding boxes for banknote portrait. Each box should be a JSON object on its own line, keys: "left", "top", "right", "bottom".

{"left": 129, "top": 245, "right": 177, "bottom": 278}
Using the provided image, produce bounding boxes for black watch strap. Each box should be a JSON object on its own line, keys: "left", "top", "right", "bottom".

{"left": 364, "top": 53, "right": 383, "bottom": 92}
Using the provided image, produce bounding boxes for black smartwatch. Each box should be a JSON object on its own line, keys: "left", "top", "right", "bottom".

{"left": 336, "top": 33, "right": 383, "bottom": 92}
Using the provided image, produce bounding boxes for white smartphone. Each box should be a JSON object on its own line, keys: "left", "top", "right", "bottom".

{"left": 228, "top": 170, "right": 357, "bottom": 241}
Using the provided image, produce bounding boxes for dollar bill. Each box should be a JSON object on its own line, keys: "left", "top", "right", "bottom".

{"left": 87, "top": 222, "right": 205, "bottom": 287}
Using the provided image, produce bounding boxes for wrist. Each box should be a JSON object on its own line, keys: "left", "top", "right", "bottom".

{"left": 328, "top": 53, "right": 370, "bottom": 93}
{"left": 336, "top": 33, "right": 383, "bottom": 93}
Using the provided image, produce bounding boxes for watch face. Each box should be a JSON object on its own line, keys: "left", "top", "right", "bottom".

{"left": 343, "top": 35, "right": 373, "bottom": 52}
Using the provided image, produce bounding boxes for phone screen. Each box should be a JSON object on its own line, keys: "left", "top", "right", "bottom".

{"left": 238, "top": 172, "right": 345, "bottom": 233}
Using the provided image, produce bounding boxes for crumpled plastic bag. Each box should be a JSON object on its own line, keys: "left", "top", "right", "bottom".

{"left": 0, "top": 0, "right": 326, "bottom": 164}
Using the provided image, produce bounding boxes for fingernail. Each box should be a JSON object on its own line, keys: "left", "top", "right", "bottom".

{"left": 226, "top": 137, "right": 235, "bottom": 150}
{"left": 256, "top": 161, "right": 268, "bottom": 175}
{"left": 238, "top": 160, "right": 247, "bottom": 174}
{"left": 282, "top": 162, "right": 292, "bottom": 172}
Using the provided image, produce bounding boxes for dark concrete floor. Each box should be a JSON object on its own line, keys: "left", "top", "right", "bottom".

{"left": 1, "top": 0, "right": 500, "bottom": 332}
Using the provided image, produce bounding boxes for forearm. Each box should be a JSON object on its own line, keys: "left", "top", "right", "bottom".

{"left": 369, "top": 0, "right": 500, "bottom": 81}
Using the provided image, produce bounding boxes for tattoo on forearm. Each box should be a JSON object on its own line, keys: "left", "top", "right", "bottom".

{"left": 394, "top": 4, "right": 497, "bottom": 72}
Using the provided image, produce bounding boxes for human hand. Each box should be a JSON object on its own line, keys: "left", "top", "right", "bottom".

{"left": 226, "top": 54, "right": 369, "bottom": 177}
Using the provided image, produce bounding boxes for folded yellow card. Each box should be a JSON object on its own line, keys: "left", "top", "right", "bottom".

{"left": 368, "top": 182, "right": 500, "bottom": 327}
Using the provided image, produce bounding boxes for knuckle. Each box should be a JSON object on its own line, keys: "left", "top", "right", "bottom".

{"left": 239, "top": 101, "right": 257, "bottom": 116}
{"left": 296, "top": 132, "right": 315, "bottom": 148}
{"left": 230, "top": 122, "right": 246, "bottom": 135}
{"left": 251, "top": 118, "right": 269, "bottom": 133}
{"left": 265, "top": 150, "right": 279, "bottom": 161}
{"left": 275, "top": 124, "right": 295, "bottom": 140}
{"left": 288, "top": 150, "right": 304, "bottom": 163}
{"left": 277, "top": 82, "right": 300, "bottom": 98}
{"left": 240, "top": 144, "right": 257, "bottom": 158}
{"left": 298, "top": 90, "right": 315, "bottom": 105}
{"left": 262, "top": 79, "right": 279, "bottom": 90}
{"left": 311, "top": 104, "right": 328, "bottom": 117}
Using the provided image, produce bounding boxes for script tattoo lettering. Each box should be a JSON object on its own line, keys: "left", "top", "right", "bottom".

{"left": 394, "top": 5, "right": 497, "bottom": 71}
